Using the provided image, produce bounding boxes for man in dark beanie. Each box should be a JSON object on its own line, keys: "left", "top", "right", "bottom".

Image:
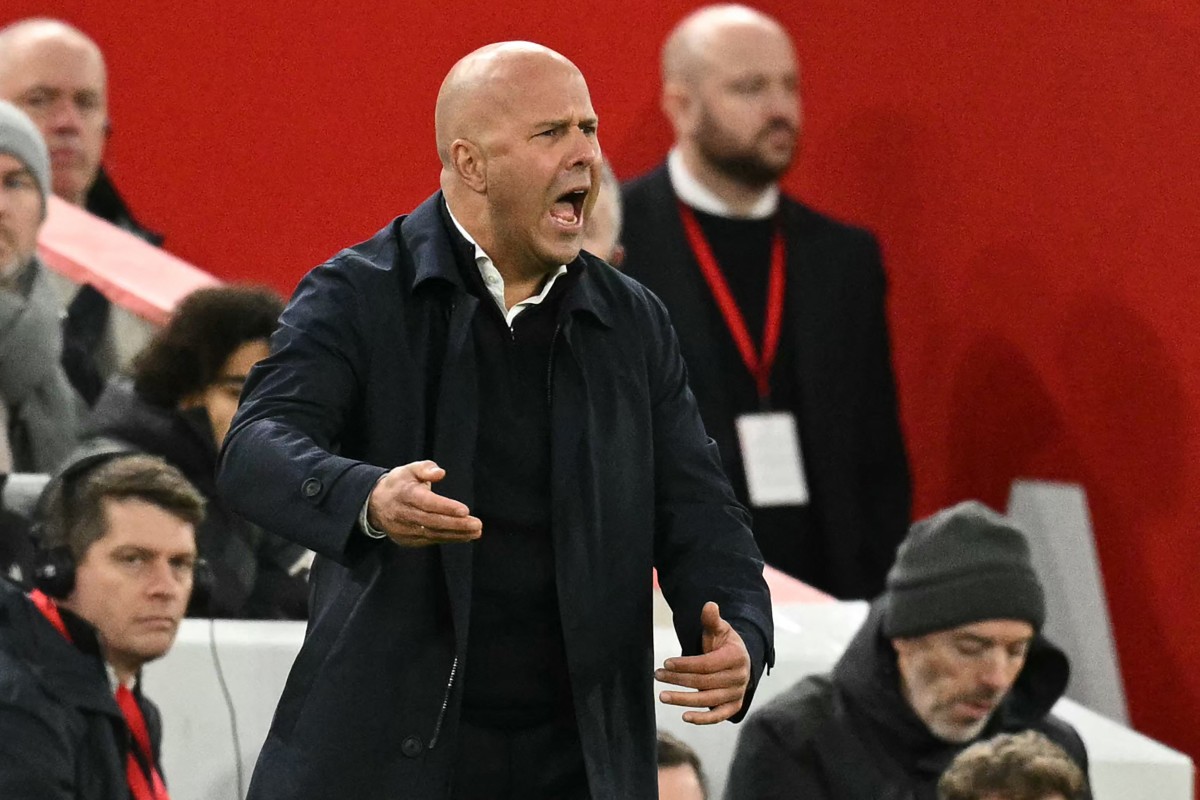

{"left": 725, "top": 501, "right": 1090, "bottom": 800}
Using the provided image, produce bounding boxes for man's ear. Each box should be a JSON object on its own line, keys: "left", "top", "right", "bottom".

{"left": 450, "top": 139, "right": 487, "bottom": 193}
{"left": 661, "top": 80, "right": 695, "bottom": 138}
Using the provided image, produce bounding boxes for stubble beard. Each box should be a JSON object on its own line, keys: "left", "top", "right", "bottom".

{"left": 696, "top": 107, "right": 796, "bottom": 191}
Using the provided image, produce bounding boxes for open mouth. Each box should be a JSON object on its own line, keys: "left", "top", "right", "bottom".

{"left": 549, "top": 188, "right": 589, "bottom": 229}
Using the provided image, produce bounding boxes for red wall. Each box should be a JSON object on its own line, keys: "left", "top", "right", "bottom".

{"left": 7, "top": 1, "right": 1198, "bottom": 766}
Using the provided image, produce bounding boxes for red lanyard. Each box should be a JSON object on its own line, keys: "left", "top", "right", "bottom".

{"left": 678, "top": 202, "right": 786, "bottom": 400}
{"left": 29, "top": 590, "right": 170, "bottom": 800}
{"left": 115, "top": 685, "right": 171, "bottom": 800}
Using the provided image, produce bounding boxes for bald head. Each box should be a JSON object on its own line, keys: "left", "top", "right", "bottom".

{"left": 0, "top": 19, "right": 108, "bottom": 205}
{"left": 435, "top": 42, "right": 581, "bottom": 167}
{"left": 434, "top": 41, "right": 601, "bottom": 284}
{"left": 660, "top": 4, "right": 800, "bottom": 199}
{"left": 662, "top": 4, "right": 790, "bottom": 87}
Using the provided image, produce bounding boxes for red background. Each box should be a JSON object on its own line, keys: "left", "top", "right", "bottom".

{"left": 6, "top": 0, "right": 1197, "bottom": 768}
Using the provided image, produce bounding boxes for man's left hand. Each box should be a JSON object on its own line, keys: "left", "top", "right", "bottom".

{"left": 655, "top": 601, "right": 751, "bottom": 725}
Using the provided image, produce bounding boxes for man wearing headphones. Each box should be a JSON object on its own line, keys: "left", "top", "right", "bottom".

{"left": 0, "top": 448, "right": 205, "bottom": 799}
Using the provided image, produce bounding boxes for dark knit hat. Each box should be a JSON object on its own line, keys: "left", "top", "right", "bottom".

{"left": 0, "top": 101, "right": 51, "bottom": 217}
{"left": 882, "top": 500, "right": 1045, "bottom": 638}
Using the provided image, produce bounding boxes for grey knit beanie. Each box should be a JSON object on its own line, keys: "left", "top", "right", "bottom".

{"left": 881, "top": 500, "right": 1045, "bottom": 638}
{"left": 0, "top": 100, "right": 51, "bottom": 216}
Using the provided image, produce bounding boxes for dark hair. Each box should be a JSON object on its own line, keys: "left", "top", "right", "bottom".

{"left": 938, "top": 731, "right": 1087, "bottom": 800}
{"left": 657, "top": 730, "right": 708, "bottom": 799}
{"left": 41, "top": 454, "right": 206, "bottom": 559}
{"left": 133, "top": 285, "right": 283, "bottom": 407}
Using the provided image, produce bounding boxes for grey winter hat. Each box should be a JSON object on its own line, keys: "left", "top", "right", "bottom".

{"left": 881, "top": 500, "right": 1045, "bottom": 638}
{"left": 0, "top": 100, "right": 51, "bottom": 217}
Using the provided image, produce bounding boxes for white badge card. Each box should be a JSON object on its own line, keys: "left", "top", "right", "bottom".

{"left": 735, "top": 412, "right": 809, "bottom": 507}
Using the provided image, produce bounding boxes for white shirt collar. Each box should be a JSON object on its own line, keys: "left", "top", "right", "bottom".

{"left": 106, "top": 662, "right": 136, "bottom": 693}
{"left": 444, "top": 204, "right": 568, "bottom": 328}
{"left": 667, "top": 148, "right": 780, "bottom": 220}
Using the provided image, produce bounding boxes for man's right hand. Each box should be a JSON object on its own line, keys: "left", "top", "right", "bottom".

{"left": 366, "top": 461, "right": 482, "bottom": 547}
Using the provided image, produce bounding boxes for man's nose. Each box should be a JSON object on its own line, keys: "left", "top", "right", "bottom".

{"left": 766, "top": 83, "right": 800, "bottom": 124}
{"left": 146, "top": 560, "right": 187, "bottom": 598}
{"left": 47, "top": 99, "right": 82, "bottom": 132}
{"left": 978, "top": 652, "right": 1016, "bottom": 693}
{"left": 567, "top": 131, "right": 599, "bottom": 170}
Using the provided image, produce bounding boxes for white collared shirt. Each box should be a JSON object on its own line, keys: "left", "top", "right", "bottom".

{"left": 666, "top": 148, "right": 780, "bottom": 220}
{"left": 445, "top": 206, "right": 568, "bottom": 328}
{"left": 358, "top": 204, "right": 571, "bottom": 540}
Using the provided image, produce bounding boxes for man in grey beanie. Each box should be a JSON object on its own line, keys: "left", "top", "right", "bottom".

{"left": 0, "top": 100, "right": 84, "bottom": 551}
{"left": 725, "top": 501, "right": 1090, "bottom": 800}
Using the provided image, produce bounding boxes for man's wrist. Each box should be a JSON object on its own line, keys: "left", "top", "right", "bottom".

{"left": 359, "top": 476, "right": 388, "bottom": 539}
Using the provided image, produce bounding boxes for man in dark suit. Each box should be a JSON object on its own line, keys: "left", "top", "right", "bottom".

{"left": 217, "top": 41, "right": 773, "bottom": 800}
{"left": 621, "top": 4, "right": 911, "bottom": 599}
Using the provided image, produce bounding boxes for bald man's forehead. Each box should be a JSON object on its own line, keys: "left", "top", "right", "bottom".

{"left": 0, "top": 23, "right": 107, "bottom": 87}
{"left": 664, "top": 8, "right": 794, "bottom": 83}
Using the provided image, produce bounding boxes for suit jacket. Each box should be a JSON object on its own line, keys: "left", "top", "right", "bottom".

{"left": 621, "top": 165, "right": 911, "bottom": 599}
{"left": 217, "top": 192, "right": 774, "bottom": 799}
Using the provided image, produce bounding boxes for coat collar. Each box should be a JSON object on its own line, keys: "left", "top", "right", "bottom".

{"left": 397, "top": 191, "right": 612, "bottom": 329}
{"left": 0, "top": 581, "right": 121, "bottom": 718}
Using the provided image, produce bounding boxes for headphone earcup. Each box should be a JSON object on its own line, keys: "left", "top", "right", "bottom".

{"left": 32, "top": 545, "right": 76, "bottom": 599}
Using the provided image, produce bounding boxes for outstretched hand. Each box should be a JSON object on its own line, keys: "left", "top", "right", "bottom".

{"left": 366, "top": 460, "right": 482, "bottom": 547}
{"left": 655, "top": 601, "right": 751, "bottom": 725}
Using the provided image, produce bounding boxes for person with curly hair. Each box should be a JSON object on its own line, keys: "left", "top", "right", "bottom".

{"left": 938, "top": 731, "right": 1087, "bottom": 800}
{"left": 80, "top": 285, "right": 310, "bottom": 619}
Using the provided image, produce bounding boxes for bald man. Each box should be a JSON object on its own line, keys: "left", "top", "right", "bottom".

{"left": 0, "top": 18, "right": 161, "bottom": 407}
{"left": 0, "top": 19, "right": 160, "bottom": 244}
{"left": 620, "top": 4, "right": 911, "bottom": 599}
{"left": 218, "top": 42, "right": 773, "bottom": 800}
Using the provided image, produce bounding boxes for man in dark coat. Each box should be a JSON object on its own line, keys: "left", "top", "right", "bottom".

{"left": 620, "top": 4, "right": 910, "bottom": 599}
{"left": 725, "top": 502, "right": 1090, "bottom": 800}
{"left": 0, "top": 451, "right": 204, "bottom": 799}
{"left": 217, "top": 42, "right": 774, "bottom": 800}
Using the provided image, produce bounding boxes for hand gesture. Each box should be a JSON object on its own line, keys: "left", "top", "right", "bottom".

{"left": 366, "top": 460, "right": 482, "bottom": 547}
{"left": 655, "top": 601, "right": 751, "bottom": 724}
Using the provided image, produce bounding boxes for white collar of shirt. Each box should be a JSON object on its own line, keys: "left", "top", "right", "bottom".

{"left": 106, "top": 663, "right": 136, "bottom": 693}
{"left": 445, "top": 204, "right": 569, "bottom": 328}
{"left": 666, "top": 147, "right": 780, "bottom": 220}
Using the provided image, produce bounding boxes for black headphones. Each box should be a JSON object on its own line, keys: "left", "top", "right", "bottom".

{"left": 31, "top": 438, "right": 213, "bottom": 612}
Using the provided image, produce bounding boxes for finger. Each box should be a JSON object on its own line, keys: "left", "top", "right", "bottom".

{"left": 399, "top": 509, "right": 483, "bottom": 533}
{"left": 655, "top": 667, "right": 746, "bottom": 691}
{"left": 661, "top": 646, "right": 744, "bottom": 674}
{"left": 393, "top": 529, "right": 480, "bottom": 548}
{"left": 682, "top": 699, "right": 744, "bottom": 726}
{"left": 409, "top": 460, "right": 447, "bottom": 483}
{"left": 399, "top": 487, "right": 473, "bottom": 519}
{"left": 659, "top": 685, "right": 745, "bottom": 709}
{"left": 700, "top": 601, "right": 724, "bottom": 634}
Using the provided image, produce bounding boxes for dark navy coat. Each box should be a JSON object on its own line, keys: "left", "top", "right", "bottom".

{"left": 217, "top": 193, "right": 774, "bottom": 799}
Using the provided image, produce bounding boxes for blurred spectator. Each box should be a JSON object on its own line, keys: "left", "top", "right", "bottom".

{"left": 0, "top": 18, "right": 159, "bottom": 243}
{"left": 0, "top": 99, "right": 84, "bottom": 473}
{"left": 581, "top": 159, "right": 624, "bottom": 266}
{"left": 80, "top": 286, "right": 310, "bottom": 619}
{"left": 0, "top": 451, "right": 203, "bottom": 797}
{"left": 0, "top": 18, "right": 162, "bottom": 407}
{"left": 725, "top": 502, "right": 1090, "bottom": 800}
{"left": 938, "top": 731, "right": 1088, "bottom": 800}
{"left": 658, "top": 730, "right": 708, "bottom": 800}
{"left": 621, "top": 4, "right": 910, "bottom": 598}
